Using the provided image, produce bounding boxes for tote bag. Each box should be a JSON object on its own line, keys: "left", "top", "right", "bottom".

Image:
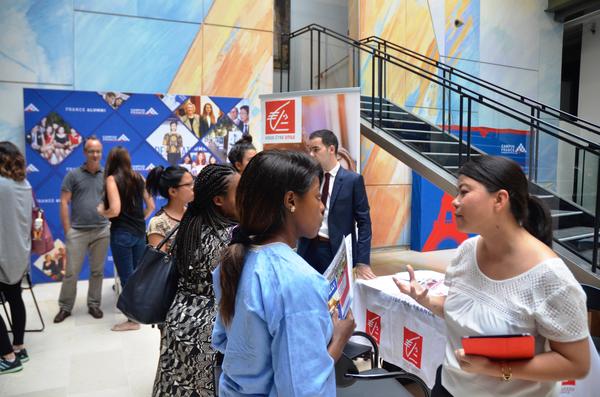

{"left": 116, "top": 225, "right": 179, "bottom": 324}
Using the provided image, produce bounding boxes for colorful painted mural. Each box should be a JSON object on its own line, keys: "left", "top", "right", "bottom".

{"left": 353, "top": 0, "right": 563, "bottom": 248}
{"left": 0, "top": 0, "right": 273, "bottom": 150}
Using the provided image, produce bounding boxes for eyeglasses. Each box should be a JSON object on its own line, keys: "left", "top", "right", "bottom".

{"left": 177, "top": 182, "right": 194, "bottom": 188}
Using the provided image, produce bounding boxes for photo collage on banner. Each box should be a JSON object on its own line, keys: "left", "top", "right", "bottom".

{"left": 24, "top": 88, "right": 250, "bottom": 283}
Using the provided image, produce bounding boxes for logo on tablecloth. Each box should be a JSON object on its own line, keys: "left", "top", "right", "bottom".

{"left": 366, "top": 310, "right": 381, "bottom": 344}
{"left": 561, "top": 379, "right": 576, "bottom": 395}
{"left": 403, "top": 327, "right": 423, "bottom": 368}
{"left": 265, "top": 99, "right": 295, "bottom": 135}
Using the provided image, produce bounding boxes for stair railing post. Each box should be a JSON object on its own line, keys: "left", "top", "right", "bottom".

{"left": 593, "top": 160, "right": 600, "bottom": 273}
{"left": 573, "top": 147, "right": 580, "bottom": 203}
{"left": 287, "top": 33, "right": 291, "bottom": 91}
{"left": 317, "top": 30, "right": 321, "bottom": 89}
{"left": 371, "top": 49, "right": 375, "bottom": 128}
{"left": 310, "top": 29, "right": 314, "bottom": 90}
{"left": 528, "top": 106, "right": 535, "bottom": 181}
{"left": 448, "top": 70, "right": 452, "bottom": 134}
{"left": 534, "top": 107, "right": 541, "bottom": 181}
{"left": 459, "top": 94, "right": 464, "bottom": 166}
{"left": 378, "top": 55, "right": 383, "bottom": 126}
{"left": 442, "top": 69, "right": 446, "bottom": 133}
{"left": 383, "top": 41, "right": 387, "bottom": 99}
{"left": 467, "top": 98, "right": 472, "bottom": 161}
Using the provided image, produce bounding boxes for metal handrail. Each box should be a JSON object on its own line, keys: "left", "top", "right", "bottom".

{"left": 360, "top": 35, "right": 600, "bottom": 136}
{"left": 283, "top": 23, "right": 600, "bottom": 273}
{"left": 284, "top": 24, "right": 600, "bottom": 152}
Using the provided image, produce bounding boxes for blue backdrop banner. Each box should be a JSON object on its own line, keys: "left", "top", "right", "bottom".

{"left": 24, "top": 88, "right": 248, "bottom": 283}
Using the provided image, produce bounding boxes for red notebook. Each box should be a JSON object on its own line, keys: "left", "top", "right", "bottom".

{"left": 462, "top": 334, "right": 535, "bottom": 360}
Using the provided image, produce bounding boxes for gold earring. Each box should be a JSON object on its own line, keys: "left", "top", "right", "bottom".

{"left": 290, "top": 206, "right": 295, "bottom": 213}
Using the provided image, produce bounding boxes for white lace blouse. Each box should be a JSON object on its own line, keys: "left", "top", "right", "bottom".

{"left": 442, "top": 236, "right": 589, "bottom": 397}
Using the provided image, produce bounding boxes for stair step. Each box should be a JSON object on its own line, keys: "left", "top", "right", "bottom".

{"left": 550, "top": 210, "right": 583, "bottom": 218}
{"left": 423, "top": 152, "right": 482, "bottom": 156}
{"left": 403, "top": 139, "right": 458, "bottom": 145}
{"left": 375, "top": 118, "right": 425, "bottom": 124}
{"left": 555, "top": 226, "right": 595, "bottom": 242}
{"left": 388, "top": 128, "right": 443, "bottom": 134}
{"left": 361, "top": 108, "right": 406, "bottom": 115}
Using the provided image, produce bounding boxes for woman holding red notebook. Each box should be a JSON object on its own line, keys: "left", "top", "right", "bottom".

{"left": 395, "top": 156, "right": 590, "bottom": 397}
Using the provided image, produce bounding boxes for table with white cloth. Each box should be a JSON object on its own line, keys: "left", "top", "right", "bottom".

{"left": 352, "top": 270, "right": 600, "bottom": 394}
{"left": 352, "top": 270, "right": 447, "bottom": 389}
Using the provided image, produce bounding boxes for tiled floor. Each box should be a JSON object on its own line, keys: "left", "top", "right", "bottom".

{"left": 0, "top": 279, "right": 159, "bottom": 397}
{"left": 0, "top": 249, "right": 455, "bottom": 397}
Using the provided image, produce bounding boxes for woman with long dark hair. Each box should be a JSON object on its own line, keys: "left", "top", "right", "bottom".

{"left": 212, "top": 150, "right": 356, "bottom": 395}
{"left": 0, "top": 142, "right": 32, "bottom": 374}
{"left": 146, "top": 165, "right": 194, "bottom": 252}
{"left": 98, "top": 146, "right": 154, "bottom": 332}
{"left": 395, "top": 155, "right": 590, "bottom": 397}
{"left": 153, "top": 164, "right": 239, "bottom": 397}
{"left": 227, "top": 135, "right": 256, "bottom": 173}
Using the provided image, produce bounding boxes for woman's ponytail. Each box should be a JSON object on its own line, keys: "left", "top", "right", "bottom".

{"left": 523, "top": 195, "right": 553, "bottom": 247}
{"left": 145, "top": 165, "right": 165, "bottom": 197}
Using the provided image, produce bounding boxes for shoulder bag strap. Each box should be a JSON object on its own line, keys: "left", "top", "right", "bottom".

{"left": 156, "top": 224, "right": 180, "bottom": 251}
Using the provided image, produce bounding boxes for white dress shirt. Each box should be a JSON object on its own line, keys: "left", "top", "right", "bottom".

{"left": 318, "top": 162, "right": 340, "bottom": 239}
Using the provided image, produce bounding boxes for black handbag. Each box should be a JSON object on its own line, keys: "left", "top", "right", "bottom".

{"left": 116, "top": 225, "right": 180, "bottom": 324}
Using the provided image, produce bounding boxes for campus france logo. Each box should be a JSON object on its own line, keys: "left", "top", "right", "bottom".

{"left": 366, "top": 310, "right": 381, "bottom": 344}
{"left": 102, "top": 134, "right": 129, "bottom": 142}
{"left": 403, "top": 327, "right": 423, "bottom": 369}
{"left": 515, "top": 143, "right": 527, "bottom": 154}
{"left": 130, "top": 107, "right": 159, "bottom": 116}
{"left": 25, "top": 103, "right": 39, "bottom": 112}
{"left": 26, "top": 164, "right": 39, "bottom": 173}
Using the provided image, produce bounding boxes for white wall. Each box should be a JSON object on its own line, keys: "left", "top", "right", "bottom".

{"left": 288, "top": 0, "right": 351, "bottom": 91}
{"left": 578, "top": 18, "right": 600, "bottom": 127}
{"left": 575, "top": 17, "right": 600, "bottom": 210}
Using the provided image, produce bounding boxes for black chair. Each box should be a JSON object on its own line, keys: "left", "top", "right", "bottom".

{"left": 336, "top": 332, "right": 431, "bottom": 397}
{"left": 0, "top": 272, "right": 45, "bottom": 333}
{"left": 344, "top": 331, "right": 376, "bottom": 366}
{"left": 581, "top": 284, "right": 600, "bottom": 354}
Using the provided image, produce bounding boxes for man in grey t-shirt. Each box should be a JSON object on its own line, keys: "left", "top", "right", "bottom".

{"left": 54, "top": 136, "right": 110, "bottom": 323}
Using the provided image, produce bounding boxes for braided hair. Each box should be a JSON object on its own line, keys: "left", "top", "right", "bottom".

{"left": 174, "top": 164, "right": 237, "bottom": 278}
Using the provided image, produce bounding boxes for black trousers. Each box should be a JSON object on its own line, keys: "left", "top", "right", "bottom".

{"left": 0, "top": 281, "right": 26, "bottom": 356}
{"left": 432, "top": 365, "right": 454, "bottom": 397}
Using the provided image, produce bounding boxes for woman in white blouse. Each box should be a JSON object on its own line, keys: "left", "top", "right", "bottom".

{"left": 395, "top": 155, "right": 590, "bottom": 397}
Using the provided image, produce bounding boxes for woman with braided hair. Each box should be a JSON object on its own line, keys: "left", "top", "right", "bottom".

{"left": 153, "top": 164, "right": 240, "bottom": 397}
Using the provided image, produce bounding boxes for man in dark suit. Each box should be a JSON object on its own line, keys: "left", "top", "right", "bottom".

{"left": 298, "top": 129, "right": 376, "bottom": 279}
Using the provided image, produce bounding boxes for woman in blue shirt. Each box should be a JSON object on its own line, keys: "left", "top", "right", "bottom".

{"left": 212, "top": 150, "right": 356, "bottom": 396}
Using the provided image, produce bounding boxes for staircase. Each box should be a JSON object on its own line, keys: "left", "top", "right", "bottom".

{"left": 359, "top": 95, "right": 599, "bottom": 277}
{"left": 284, "top": 24, "right": 600, "bottom": 279}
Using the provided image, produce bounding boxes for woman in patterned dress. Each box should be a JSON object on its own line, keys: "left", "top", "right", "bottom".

{"left": 146, "top": 165, "right": 194, "bottom": 251}
{"left": 153, "top": 164, "right": 240, "bottom": 397}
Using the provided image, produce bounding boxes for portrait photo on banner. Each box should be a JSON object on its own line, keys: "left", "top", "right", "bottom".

{"left": 98, "top": 91, "right": 130, "bottom": 110}
{"left": 146, "top": 117, "right": 198, "bottom": 166}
